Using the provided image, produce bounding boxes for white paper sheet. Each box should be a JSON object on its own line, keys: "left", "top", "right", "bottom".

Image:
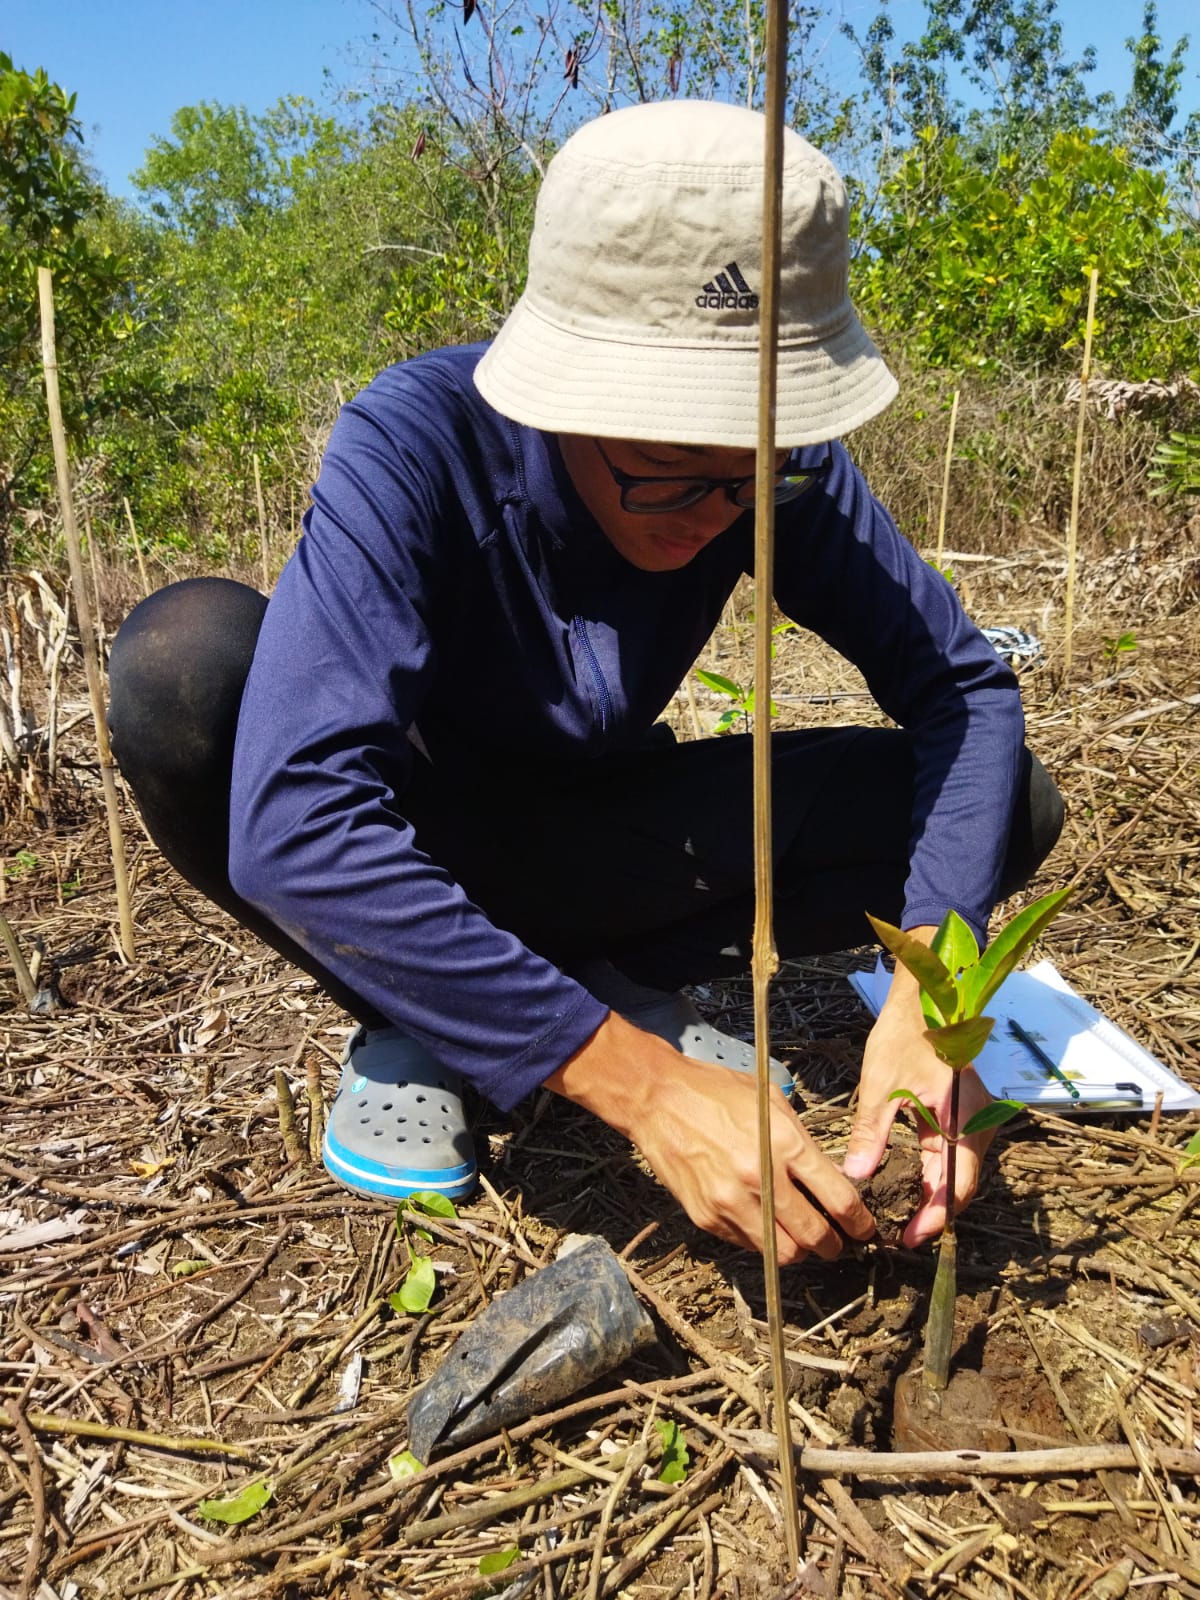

{"left": 847, "top": 957, "right": 1200, "bottom": 1112}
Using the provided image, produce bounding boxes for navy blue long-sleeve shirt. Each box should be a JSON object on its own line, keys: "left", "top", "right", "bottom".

{"left": 229, "top": 343, "right": 1025, "bottom": 1109}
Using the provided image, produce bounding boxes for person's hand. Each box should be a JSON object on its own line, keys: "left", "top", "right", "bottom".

{"left": 546, "top": 1010, "right": 875, "bottom": 1263}
{"left": 842, "top": 926, "right": 994, "bottom": 1246}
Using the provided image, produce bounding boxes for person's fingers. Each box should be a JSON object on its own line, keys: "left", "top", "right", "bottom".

{"left": 842, "top": 1092, "right": 900, "bottom": 1181}
{"left": 952, "top": 1136, "right": 984, "bottom": 1209}
{"left": 782, "top": 1128, "right": 876, "bottom": 1246}
{"left": 902, "top": 1130, "right": 988, "bottom": 1246}
{"left": 771, "top": 1177, "right": 842, "bottom": 1264}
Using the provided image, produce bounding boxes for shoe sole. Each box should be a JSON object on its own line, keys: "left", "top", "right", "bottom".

{"left": 323, "top": 1128, "right": 478, "bottom": 1201}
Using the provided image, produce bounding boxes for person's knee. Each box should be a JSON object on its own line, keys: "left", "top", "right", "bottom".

{"left": 1027, "top": 750, "right": 1065, "bottom": 865}
{"left": 109, "top": 578, "right": 267, "bottom": 782}
{"left": 997, "top": 748, "right": 1064, "bottom": 899}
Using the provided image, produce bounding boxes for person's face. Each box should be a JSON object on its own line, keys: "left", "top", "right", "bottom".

{"left": 559, "top": 434, "right": 778, "bottom": 572}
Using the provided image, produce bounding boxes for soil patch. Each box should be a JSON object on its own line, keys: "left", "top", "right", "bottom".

{"left": 1, "top": 545, "right": 1198, "bottom": 1597}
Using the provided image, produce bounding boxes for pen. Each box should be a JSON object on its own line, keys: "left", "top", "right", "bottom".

{"left": 1007, "top": 1018, "right": 1081, "bottom": 1101}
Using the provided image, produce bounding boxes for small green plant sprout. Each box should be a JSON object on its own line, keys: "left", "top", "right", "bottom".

{"left": 387, "top": 1449, "right": 423, "bottom": 1481}
{"left": 693, "top": 622, "right": 795, "bottom": 733}
{"left": 1102, "top": 630, "right": 1137, "bottom": 662}
{"left": 1179, "top": 1130, "right": 1200, "bottom": 1175}
{"left": 197, "top": 1479, "right": 272, "bottom": 1524}
{"left": 693, "top": 668, "right": 775, "bottom": 733}
{"left": 866, "top": 887, "right": 1070, "bottom": 1393}
{"left": 653, "top": 1418, "right": 690, "bottom": 1484}
{"left": 389, "top": 1191, "right": 458, "bottom": 1315}
{"left": 1149, "top": 430, "right": 1200, "bottom": 497}
{"left": 478, "top": 1547, "right": 521, "bottom": 1579}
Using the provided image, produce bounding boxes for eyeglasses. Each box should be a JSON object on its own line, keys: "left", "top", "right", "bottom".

{"left": 593, "top": 439, "right": 815, "bottom": 515}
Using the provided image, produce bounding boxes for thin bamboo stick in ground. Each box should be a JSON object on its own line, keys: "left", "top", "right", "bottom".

{"left": 36, "top": 266, "right": 136, "bottom": 962}
{"left": 0, "top": 914, "right": 37, "bottom": 1005}
{"left": 123, "top": 496, "right": 152, "bottom": 598}
{"left": 1064, "top": 266, "right": 1099, "bottom": 678}
{"left": 253, "top": 451, "right": 270, "bottom": 592}
{"left": 935, "top": 387, "right": 960, "bottom": 570}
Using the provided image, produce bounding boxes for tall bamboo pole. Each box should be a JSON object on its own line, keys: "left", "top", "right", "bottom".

{"left": 253, "top": 452, "right": 270, "bottom": 593}
{"left": 935, "top": 388, "right": 960, "bottom": 571}
{"left": 753, "top": 0, "right": 801, "bottom": 1570}
{"left": 1063, "top": 268, "right": 1099, "bottom": 678}
{"left": 37, "top": 267, "right": 136, "bottom": 961}
{"left": 123, "top": 496, "right": 152, "bottom": 598}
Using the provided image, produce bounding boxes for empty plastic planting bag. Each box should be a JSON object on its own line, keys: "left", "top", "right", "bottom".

{"left": 407, "top": 1234, "right": 656, "bottom": 1462}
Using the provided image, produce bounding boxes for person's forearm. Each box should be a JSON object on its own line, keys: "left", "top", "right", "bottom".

{"left": 546, "top": 1011, "right": 875, "bottom": 1261}
{"left": 543, "top": 1010, "right": 660, "bottom": 1135}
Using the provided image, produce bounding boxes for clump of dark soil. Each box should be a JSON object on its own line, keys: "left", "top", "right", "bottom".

{"left": 854, "top": 1137, "right": 923, "bottom": 1245}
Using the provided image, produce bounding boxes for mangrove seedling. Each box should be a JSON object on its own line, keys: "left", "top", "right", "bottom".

{"left": 866, "top": 887, "right": 1070, "bottom": 1392}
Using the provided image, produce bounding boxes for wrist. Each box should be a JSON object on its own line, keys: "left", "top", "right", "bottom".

{"left": 543, "top": 1010, "right": 665, "bottom": 1138}
{"left": 882, "top": 923, "right": 936, "bottom": 1011}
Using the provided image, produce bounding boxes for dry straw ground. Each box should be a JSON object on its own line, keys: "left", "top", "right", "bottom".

{"left": 1, "top": 496, "right": 1199, "bottom": 1600}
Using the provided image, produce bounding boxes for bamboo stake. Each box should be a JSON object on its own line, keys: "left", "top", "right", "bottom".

{"left": 935, "top": 388, "right": 960, "bottom": 570}
{"left": 83, "top": 509, "right": 103, "bottom": 657}
{"left": 741, "top": 1432, "right": 1200, "bottom": 1478}
{"left": 683, "top": 673, "right": 703, "bottom": 740}
{"left": 253, "top": 452, "right": 270, "bottom": 592}
{"left": 753, "top": 0, "right": 801, "bottom": 1571}
{"left": 123, "top": 495, "right": 152, "bottom": 598}
{"left": 37, "top": 267, "right": 136, "bottom": 961}
{"left": 0, "top": 914, "right": 37, "bottom": 1006}
{"left": 1064, "top": 267, "right": 1099, "bottom": 677}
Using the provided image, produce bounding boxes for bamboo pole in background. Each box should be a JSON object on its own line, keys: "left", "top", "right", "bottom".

{"left": 83, "top": 509, "right": 104, "bottom": 661}
{"left": 123, "top": 496, "right": 152, "bottom": 598}
{"left": 37, "top": 267, "right": 136, "bottom": 962}
{"left": 935, "top": 388, "right": 960, "bottom": 571}
{"left": 253, "top": 452, "right": 270, "bottom": 593}
{"left": 752, "top": 0, "right": 801, "bottom": 1570}
{"left": 1064, "top": 268, "right": 1099, "bottom": 678}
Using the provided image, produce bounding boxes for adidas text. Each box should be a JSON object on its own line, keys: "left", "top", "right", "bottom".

{"left": 696, "top": 260, "right": 758, "bottom": 312}
{"left": 695, "top": 291, "right": 759, "bottom": 310}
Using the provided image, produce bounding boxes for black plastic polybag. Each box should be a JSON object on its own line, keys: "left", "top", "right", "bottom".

{"left": 407, "top": 1235, "right": 656, "bottom": 1462}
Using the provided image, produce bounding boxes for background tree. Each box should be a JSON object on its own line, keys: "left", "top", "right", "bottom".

{"left": 0, "top": 51, "right": 126, "bottom": 548}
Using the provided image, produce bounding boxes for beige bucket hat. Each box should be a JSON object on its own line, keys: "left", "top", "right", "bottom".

{"left": 474, "top": 99, "right": 897, "bottom": 448}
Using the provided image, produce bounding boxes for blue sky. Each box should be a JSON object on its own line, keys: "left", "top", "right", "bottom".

{"left": 5, "top": 0, "right": 1198, "bottom": 197}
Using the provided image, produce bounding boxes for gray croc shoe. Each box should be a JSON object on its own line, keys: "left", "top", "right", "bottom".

{"left": 322, "top": 1026, "right": 477, "bottom": 1202}
{"left": 570, "top": 959, "right": 794, "bottom": 1097}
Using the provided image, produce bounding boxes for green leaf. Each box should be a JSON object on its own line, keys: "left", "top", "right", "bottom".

{"left": 389, "top": 1255, "right": 437, "bottom": 1314}
{"left": 387, "top": 1449, "right": 424, "bottom": 1480}
{"left": 170, "top": 1259, "right": 210, "bottom": 1278}
{"left": 712, "top": 708, "right": 740, "bottom": 734}
{"left": 923, "top": 1013, "right": 997, "bottom": 1068}
{"left": 866, "top": 915, "right": 957, "bottom": 1023}
{"left": 479, "top": 1548, "right": 521, "bottom": 1576}
{"left": 405, "top": 1191, "right": 458, "bottom": 1219}
{"left": 887, "top": 1087, "right": 949, "bottom": 1140}
{"left": 964, "top": 889, "right": 1071, "bottom": 1015}
{"left": 693, "top": 668, "right": 743, "bottom": 701}
{"left": 962, "top": 1099, "right": 1024, "bottom": 1135}
{"left": 930, "top": 909, "right": 979, "bottom": 979}
{"left": 197, "top": 1480, "right": 272, "bottom": 1524}
{"left": 919, "top": 988, "right": 945, "bottom": 1030}
{"left": 1179, "top": 1130, "right": 1200, "bottom": 1174}
{"left": 654, "top": 1418, "right": 690, "bottom": 1484}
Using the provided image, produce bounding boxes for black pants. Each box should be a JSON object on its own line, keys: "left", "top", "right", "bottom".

{"left": 108, "top": 578, "right": 1064, "bottom": 1027}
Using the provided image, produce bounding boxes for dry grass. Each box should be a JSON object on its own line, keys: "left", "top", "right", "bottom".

{"left": 0, "top": 493, "right": 1198, "bottom": 1599}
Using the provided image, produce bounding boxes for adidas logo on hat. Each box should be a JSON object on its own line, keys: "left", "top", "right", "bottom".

{"left": 696, "top": 260, "right": 759, "bottom": 311}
